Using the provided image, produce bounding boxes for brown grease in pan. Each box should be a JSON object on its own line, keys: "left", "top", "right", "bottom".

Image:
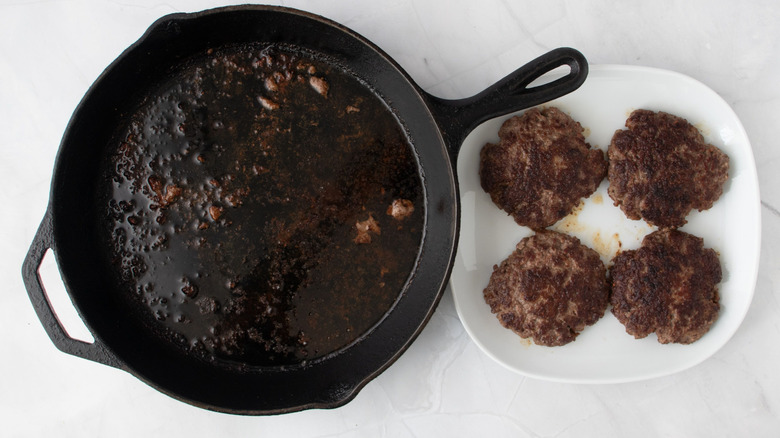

{"left": 98, "top": 44, "right": 424, "bottom": 367}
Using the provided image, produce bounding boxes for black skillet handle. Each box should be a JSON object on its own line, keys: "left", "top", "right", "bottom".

{"left": 424, "top": 47, "right": 588, "bottom": 156}
{"left": 22, "top": 210, "right": 123, "bottom": 369}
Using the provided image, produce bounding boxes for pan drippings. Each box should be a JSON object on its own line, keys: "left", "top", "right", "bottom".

{"left": 98, "top": 44, "right": 424, "bottom": 367}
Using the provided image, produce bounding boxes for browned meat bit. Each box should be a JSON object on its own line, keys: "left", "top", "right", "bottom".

{"left": 354, "top": 214, "right": 381, "bottom": 244}
{"left": 209, "top": 205, "right": 223, "bottom": 221}
{"left": 180, "top": 278, "right": 198, "bottom": 298}
{"left": 146, "top": 175, "right": 181, "bottom": 207}
{"left": 264, "top": 76, "right": 279, "bottom": 92}
{"left": 610, "top": 229, "right": 721, "bottom": 344}
{"left": 162, "top": 185, "right": 182, "bottom": 206}
{"left": 309, "top": 76, "right": 329, "bottom": 97}
{"left": 257, "top": 95, "right": 279, "bottom": 110}
{"left": 483, "top": 230, "right": 609, "bottom": 346}
{"left": 147, "top": 175, "right": 164, "bottom": 196}
{"left": 607, "top": 109, "right": 729, "bottom": 229}
{"left": 479, "top": 107, "right": 607, "bottom": 230}
{"left": 386, "top": 199, "right": 414, "bottom": 220}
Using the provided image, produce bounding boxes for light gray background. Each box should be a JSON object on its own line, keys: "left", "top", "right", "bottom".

{"left": 2, "top": 1, "right": 778, "bottom": 436}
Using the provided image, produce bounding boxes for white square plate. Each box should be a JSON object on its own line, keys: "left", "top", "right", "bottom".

{"left": 450, "top": 65, "right": 761, "bottom": 383}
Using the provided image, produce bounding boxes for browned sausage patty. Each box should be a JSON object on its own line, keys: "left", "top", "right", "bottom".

{"left": 480, "top": 107, "right": 607, "bottom": 230}
{"left": 483, "top": 231, "right": 609, "bottom": 346}
{"left": 610, "top": 230, "right": 721, "bottom": 344}
{"left": 607, "top": 109, "right": 729, "bottom": 229}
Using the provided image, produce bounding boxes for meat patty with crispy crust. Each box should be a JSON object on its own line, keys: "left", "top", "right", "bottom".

{"left": 607, "top": 109, "right": 729, "bottom": 229}
{"left": 483, "top": 230, "right": 609, "bottom": 347}
{"left": 480, "top": 107, "right": 607, "bottom": 230}
{"left": 610, "top": 229, "right": 721, "bottom": 344}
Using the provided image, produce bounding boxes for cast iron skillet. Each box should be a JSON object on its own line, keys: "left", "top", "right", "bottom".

{"left": 22, "top": 5, "right": 587, "bottom": 414}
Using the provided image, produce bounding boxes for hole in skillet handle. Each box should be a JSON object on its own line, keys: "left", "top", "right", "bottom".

{"left": 38, "top": 249, "right": 95, "bottom": 344}
{"left": 21, "top": 210, "right": 122, "bottom": 369}
{"left": 424, "top": 47, "right": 588, "bottom": 157}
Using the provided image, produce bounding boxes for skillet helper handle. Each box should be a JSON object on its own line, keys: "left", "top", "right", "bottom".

{"left": 22, "top": 210, "right": 122, "bottom": 369}
{"left": 425, "top": 47, "right": 588, "bottom": 155}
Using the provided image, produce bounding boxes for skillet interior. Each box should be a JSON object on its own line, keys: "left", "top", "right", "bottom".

{"left": 49, "top": 6, "right": 456, "bottom": 414}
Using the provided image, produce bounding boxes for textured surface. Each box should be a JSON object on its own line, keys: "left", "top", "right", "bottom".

{"left": 480, "top": 107, "right": 606, "bottom": 229}
{"left": 483, "top": 231, "right": 608, "bottom": 346}
{"left": 4, "top": 0, "right": 780, "bottom": 436}
{"left": 610, "top": 230, "right": 722, "bottom": 344}
{"left": 608, "top": 110, "right": 730, "bottom": 228}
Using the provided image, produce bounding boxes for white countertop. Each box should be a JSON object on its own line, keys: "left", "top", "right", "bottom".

{"left": 2, "top": 1, "right": 778, "bottom": 436}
